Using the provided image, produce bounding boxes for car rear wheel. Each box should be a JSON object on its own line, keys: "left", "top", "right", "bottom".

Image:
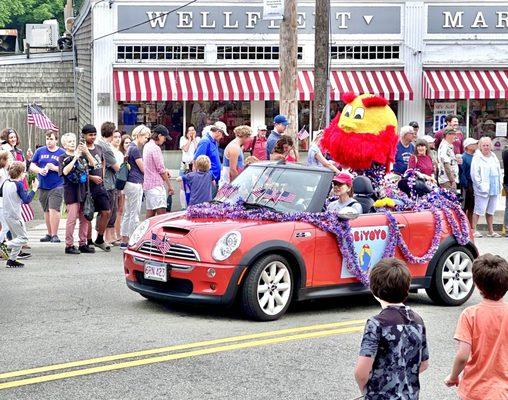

{"left": 426, "top": 246, "right": 475, "bottom": 306}
{"left": 241, "top": 255, "right": 293, "bottom": 321}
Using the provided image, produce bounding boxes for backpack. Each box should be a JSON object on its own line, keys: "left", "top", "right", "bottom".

{"left": 115, "top": 146, "right": 131, "bottom": 190}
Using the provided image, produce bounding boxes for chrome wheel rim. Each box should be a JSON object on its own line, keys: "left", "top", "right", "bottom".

{"left": 257, "top": 261, "right": 291, "bottom": 316}
{"left": 441, "top": 251, "right": 474, "bottom": 301}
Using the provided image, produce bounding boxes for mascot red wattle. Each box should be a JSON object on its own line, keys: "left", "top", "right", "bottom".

{"left": 322, "top": 92, "right": 398, "bottom": 172}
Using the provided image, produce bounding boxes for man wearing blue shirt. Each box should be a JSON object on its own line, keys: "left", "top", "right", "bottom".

{"left": 29, "top": 131, "right": 66, "bottom": 242}
{"left": 194, "top": 121, "right": 227, "bottom": 185}
{"left": 393, "top": 125, "right": 416, "bottom": 175}
{"left": 266, "top": 114, "right": 289, "bottom": 160}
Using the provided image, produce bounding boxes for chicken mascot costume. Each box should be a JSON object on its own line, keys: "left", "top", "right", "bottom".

{"left": 322, "top": 92, "right": 398, "bottom": 173}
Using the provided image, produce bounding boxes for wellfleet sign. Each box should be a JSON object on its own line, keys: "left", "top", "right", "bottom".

{"left": 117, "top": 4, "right": 402, "bottom": 35}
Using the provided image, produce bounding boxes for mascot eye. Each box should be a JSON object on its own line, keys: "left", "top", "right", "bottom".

{"left": 353, "top": 108, "right": 365, "bottom": 120}
{"left": 343, "top": 104, "right": 353, "bottom": 118}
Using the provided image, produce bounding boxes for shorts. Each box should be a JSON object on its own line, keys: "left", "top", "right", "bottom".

{"left": 107, "top": 189, "right": 118, "bottom": 227}
{"left": 91, "top": 186, "right": 111, "bottom": 213}
{"left": 39, "top": 187, "right": 63, "bottom": 212}
{"left": 145, "top": 186, "right": 167, "bottom": 210}
{"left": 474, "top": 194, "right": 498, "bottom": 216}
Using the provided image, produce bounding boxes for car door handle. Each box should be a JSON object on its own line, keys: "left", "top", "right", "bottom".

{"left": 397, "top": 223, "right": 407, "bottom": 229}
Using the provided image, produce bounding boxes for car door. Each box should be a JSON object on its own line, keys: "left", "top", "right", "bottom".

{"left": 290, "top": 222, "right": 316, "bottom": 287}
{"left": 312, "top": 212, "right": 412, "bottom": 287}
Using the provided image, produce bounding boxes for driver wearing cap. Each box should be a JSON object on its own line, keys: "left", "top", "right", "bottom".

{"left": 327, "top": 173, "right": 363, "bottom": 215}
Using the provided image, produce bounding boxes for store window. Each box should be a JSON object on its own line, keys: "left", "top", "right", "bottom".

{"left": 117, "top": 101, "right": 184, "bottom": 150}
{"left": 330, "top": 45, "right": 400, "bottom": 60}
{"left": 264, "top": 101, "right": 311, "bottom": 151}
{"left": 425, "top": 99, "right": 508, "bottom": 158}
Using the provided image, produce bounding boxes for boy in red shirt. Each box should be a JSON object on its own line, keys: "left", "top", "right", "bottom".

{"left": 445, "top": 254, "right": 508, "bottom": 400}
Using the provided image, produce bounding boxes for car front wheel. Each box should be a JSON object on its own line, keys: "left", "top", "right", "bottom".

{"left": 426, "top": 246, "right": 475, "bottom": 306}
{"left": 241, "top": 255, "right": 293, "bottom": 321}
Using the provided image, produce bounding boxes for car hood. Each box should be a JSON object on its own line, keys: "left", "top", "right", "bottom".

{"left": 151, "top": 211, "right": 273, "bottom": 233}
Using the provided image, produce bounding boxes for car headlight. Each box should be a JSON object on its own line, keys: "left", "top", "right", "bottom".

{"left": 212, "top": 231, "right": 242, "bottom": 261}
{"left": 129, "top": 220, "right": 150, "bottom": 246}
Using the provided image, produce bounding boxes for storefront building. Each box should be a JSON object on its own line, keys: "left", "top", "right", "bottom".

{"left": 74, "top": 0, "right": 508, "bottom": 155}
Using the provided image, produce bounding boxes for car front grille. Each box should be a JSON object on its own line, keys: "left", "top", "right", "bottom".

{"left": 137, "top": 241, "right": 200, "bottom": 262}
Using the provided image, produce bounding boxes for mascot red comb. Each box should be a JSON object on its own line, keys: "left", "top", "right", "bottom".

{"left": 322, "top": 92, "right": 398, "bottom": 172}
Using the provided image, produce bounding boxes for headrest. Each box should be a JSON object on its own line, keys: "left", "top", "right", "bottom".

{"left": 353, "top": 176, "right": 374, "bottom": 195}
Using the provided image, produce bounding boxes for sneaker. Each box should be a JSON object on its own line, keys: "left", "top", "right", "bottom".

{"left": 486, "top": 232, "right": 502, "bottom": 238}
{"left": 0, "top": 242, "right": 8, "bottom": 260}
{"left": 22, "top": 244, "right": 31, "bottom": 250}
{"left": 18, "top": 252, "right": 32, "bottom": 260}
{"left": 94, "top": 241, "right": 111, "bottom": 252}
{"left": 78, "top": 245, "right": 96, "bottom": 254}
{"left": 65, "top": 246, "right": 81, "bottom": 255}
{"left": 40, "top": 234, "right": 52, "bottom": 242}
{"left": 6, "top": 259, "right": 24, "bottom": 268}
{"left": 50, "top": 236, "right": 61, "bottom": 243}
{"left": 120, "top": 243, "right": 128, "bottom": 250}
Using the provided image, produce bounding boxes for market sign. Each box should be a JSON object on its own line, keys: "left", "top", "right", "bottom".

{"left": 433, "top": 102, "right": 457, "bottom": 133}
{"left": 341, "top": 226, "right": 388, "bottom": 279}
{"left": 428, "top": 6, "right": 508, "bottom": 34}
{"left": 117, "top": 4, "right": 401, "bottom": 35}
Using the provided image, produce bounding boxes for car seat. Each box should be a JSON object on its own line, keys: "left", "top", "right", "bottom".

{"left": 353, "top": 176, "right": 375, "bottom": 214}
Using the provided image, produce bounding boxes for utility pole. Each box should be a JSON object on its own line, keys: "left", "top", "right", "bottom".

{"left": 279, "top": 0, "right": 298, "bottom": 140}
{"left": 312, "top": 0, "right": 330, "bottom": 132}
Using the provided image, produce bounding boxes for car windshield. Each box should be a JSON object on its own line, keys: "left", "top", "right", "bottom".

{"left": 214, "top": 165, "right": 324, "bottom": 213}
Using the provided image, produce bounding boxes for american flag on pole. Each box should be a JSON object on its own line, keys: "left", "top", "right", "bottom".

{"left": 26, "top": 103, "right": 59, "bottom": 132}
{"left": 151, "top": 233, "right": 171, "bottom": 255}
{"left": 297, "top": 126, "right": 310, "bottom": 140}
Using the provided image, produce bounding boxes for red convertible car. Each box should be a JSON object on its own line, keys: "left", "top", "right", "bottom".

{"left": 124, "top": 163, "right": 478, "bottom": 321}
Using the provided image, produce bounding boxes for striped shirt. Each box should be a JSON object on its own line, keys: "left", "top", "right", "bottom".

{"left": 142, "top": 140, "right": 166, "bottom": 191}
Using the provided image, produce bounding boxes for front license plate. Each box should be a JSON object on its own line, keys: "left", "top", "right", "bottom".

{"left": 144, "top": 261, "right": 168, "bottom": 282}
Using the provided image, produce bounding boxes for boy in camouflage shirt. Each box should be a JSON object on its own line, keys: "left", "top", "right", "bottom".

{"left": 355, "top": 258, "right": 429, "bottom": 399}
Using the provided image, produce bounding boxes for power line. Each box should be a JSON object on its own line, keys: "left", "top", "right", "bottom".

{"left": 91, "top": 0, "right": 198, "bottom": 44}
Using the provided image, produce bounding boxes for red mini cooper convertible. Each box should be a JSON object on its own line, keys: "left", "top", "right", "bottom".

{"left": 124, "top": 163, "right": 478, "bottom": 321}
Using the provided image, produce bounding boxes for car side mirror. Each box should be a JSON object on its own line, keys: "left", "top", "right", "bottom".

{"left": 337, "top": 206, "right": 359, "bottom": 220}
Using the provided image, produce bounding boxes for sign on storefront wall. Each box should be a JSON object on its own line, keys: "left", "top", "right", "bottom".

{"left": 433, "top": 102, "right": 457, "bottom": 133}
{"left": 263, "top": 0, "right": 284, "bottom": 21}
{"left": 428, "top": 6, "right": 508, "bottom": 34}
{"left": 117, "top": 5, "right": 401, "bottom": 35}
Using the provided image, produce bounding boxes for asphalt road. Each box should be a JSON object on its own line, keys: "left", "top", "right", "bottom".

{"left": 0, "top": 226, "right": 506, "bottom": 400}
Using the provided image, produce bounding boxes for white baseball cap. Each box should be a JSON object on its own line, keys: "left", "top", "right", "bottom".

{"left": 257, "top": 124, "right": 267, "bottom": 131}
{"left": 422, "top": 135, "right": 435, "bottom": 144}
{"left": 463, "top": 138, "right": 478, "bottom": 149}
{"left": 211, "top": 121, "right": 228, "bottom": 136}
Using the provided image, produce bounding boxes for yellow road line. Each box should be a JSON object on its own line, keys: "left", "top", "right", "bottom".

{"left": 0, "top": 326, "right": 364, "bottom": 390}
{"left": 0, "top": 319, "right": 365, "bottom": 380}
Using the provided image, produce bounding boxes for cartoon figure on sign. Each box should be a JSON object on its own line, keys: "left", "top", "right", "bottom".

{"left": 358, "top": 244, "right": 372, "bottom": 272}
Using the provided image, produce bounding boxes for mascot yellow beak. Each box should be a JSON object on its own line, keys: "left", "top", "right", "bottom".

{"left": 338, "top": 93, "right": 398, "bottom": 135}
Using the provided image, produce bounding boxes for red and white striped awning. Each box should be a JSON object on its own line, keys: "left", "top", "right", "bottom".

{"left": 113, "top": 70, "right": 313, "bottom": 102}
{"left": 423, "top": 70, "right": 508, "bottom": 99}
{"left": 329, "top": 70, "right": 413, "bottom": 101}
{"left": 113, "top": 69, "right": 413, "bottom": 102}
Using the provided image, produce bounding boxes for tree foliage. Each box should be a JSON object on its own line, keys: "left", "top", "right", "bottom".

{"left": 0, "top": 0, "right": 66, "bottom": 35}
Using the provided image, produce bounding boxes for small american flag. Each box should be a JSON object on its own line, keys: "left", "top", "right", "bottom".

{"left": 26, "top": 103, "right": 59, "bottom": 132}
{"left": 151, "top": 233, "right": 171, "bottom": 255}
{"left": 252, "top": 187, "right": 265, "bottom": 197}
{"left": 218, "top": 184, "right": 238, "bottom": 198}
{"left": 297, "top": 127, "right": 310, "bottom": 140}
{"left": 262, "top": 189, "right": 280, "bottom": 202}
{"left": 278, "top": 191, "right": 296, "bottom": 203}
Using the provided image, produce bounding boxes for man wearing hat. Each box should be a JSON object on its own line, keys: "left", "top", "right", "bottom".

{"left": 266, "top": 115, "right": 289, "bottom": 160}
{"left": 143, "top": 125, "right": 173, "bottom": 218}
{"left": 437, "top": 128, "right": 460, "bottom": 190}
{"left": 460, "top": 138, "right": 479, "bottom": 224}
{"left": 194, "top": 121, "right": 228, "bottom": 185}
{"left": 434, "top": 114, "right": 464, "bottom": 155}
{"left": 244, "top": 124, "right": 268, "bottom": 161}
